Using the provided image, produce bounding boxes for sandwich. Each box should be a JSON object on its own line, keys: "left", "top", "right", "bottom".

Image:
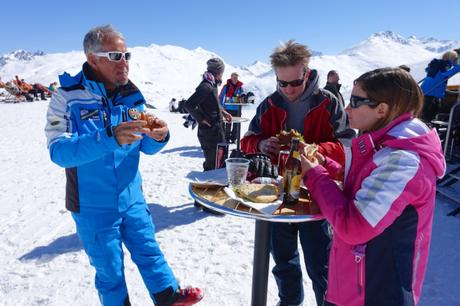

{"left": 235, "top": 183, "right": 280, "bottom": 203}
{"left": 303, "top": 143, "right": 319, "bottom": 161}
{"left": 276, "top": 129, "right": 304, "bottom": 146}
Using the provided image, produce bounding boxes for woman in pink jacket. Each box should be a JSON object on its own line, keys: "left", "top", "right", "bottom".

{"left": 301, "top": 67, "right": 446, "bottom": 306}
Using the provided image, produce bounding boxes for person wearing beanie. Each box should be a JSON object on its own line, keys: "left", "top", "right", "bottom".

{"left": 206, "top": 57, "right": 225, "bottom": 76}
{"left": 185, "top": 57, "right": 231, "bottom": 171}
{"left": 185, "top": 58, "right": 232, "bottom": 214}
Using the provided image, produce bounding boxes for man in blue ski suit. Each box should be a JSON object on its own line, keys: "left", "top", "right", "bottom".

{"left": 45, "top": 25, "right": 202, "bottom": 306}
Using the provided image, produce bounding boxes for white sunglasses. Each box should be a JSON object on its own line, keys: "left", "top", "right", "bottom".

{"left": 93, "top": 51, "right": 131, "bottom": 62}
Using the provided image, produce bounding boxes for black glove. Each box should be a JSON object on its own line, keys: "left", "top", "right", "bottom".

{"left": 246, "top": 153, "right": 278, "bottom": 179}
{"left": 228, "top": 151, "right": 278, "bottom": 179}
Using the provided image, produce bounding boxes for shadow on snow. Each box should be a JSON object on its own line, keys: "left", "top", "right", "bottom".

{"left": 18, "top": 201, "right": 218, "bottom": 262}
{"left": 161, "top": 145, "right": 203, "bottom": 158}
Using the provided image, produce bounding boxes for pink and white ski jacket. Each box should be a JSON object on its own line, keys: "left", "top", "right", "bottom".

{"left": 303, "top": 113, "right": 446, "bottom": 306}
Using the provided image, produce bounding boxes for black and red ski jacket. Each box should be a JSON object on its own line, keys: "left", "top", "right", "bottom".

{"left": 241, "top": 70, "right": 354, "bottom": 166}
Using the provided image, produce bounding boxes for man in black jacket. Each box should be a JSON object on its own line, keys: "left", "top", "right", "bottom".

{"left": 324, "top": 70, "right": 344, "bottom": 107}
{"left": 185, "top": 58, "right": 232, "bottom": 170}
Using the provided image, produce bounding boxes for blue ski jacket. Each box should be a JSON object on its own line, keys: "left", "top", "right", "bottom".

{"left": 45, "top": 63, "right": 168, "bottom": 214}
{"left": 421, "top": 63, "right": 460, "bottom": 98}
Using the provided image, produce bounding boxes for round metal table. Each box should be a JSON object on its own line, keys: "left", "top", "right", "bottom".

{"left": 189, "top": 183, "right": 322, "bottom": 306}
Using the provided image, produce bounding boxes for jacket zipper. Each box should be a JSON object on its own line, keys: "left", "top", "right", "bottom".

{"left": 352, "top": 244, "right": 366, "bottom": 295}
{"left": 102, "top": 110, "right": 108, "bottom": 126}
{"left": 355, "top": 255, "right": 363, "bottom": 295}
{"left": 101, "top": 97, "right": 111, "bottom": 127}
{"left": 413, "top": 233, "right": 424, "bottom": 289}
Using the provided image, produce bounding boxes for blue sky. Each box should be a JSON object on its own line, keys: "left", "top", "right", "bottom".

{"left": 2, "top": 0, "right": 459, "bottom": 66}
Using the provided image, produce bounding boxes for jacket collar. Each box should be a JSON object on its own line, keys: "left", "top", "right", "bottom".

{"left": 226, "top": 79, "right": 243, "bottom": 87}
{"left": 59, "top": 62, "right": 139, "bottom": 100}
{"left": 203, "top": 71, "right": 218, "bottom": 87}
{"left": 351, "top": 113, "right": 413, "bottom": 157}
{"left": 326, "top": 82, "right": 341, "bottom": 91}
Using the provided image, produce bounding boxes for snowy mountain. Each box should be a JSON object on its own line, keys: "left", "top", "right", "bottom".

{"left": 0, "top": 50, "right": 45, "bottom": 67}
{"left": 0, "top": 31, "right": 458, "bottom": 106}
{"left": 243, "top": 60, "right": 272, "bottom": 77}
{"left": 409, "top": 35, "right": 460, "bottom": 54}
{"left": 342, "top": 31, "right": 460, "bottom": 56}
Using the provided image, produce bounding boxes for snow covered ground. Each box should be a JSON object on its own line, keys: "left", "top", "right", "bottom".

{"left": 0, "top": 30, "right": 459, "bottom": 305}
{"left": 0, "top": 100, "right": 459, "bottom": 306}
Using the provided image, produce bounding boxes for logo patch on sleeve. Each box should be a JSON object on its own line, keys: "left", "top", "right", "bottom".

{"left": 128, "top": 108, "right": 141, "bottom": 120}
{"left": 80, "top": 109, "right": 100, "bottom": 120}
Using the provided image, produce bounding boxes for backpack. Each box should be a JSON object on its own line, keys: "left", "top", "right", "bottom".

{"left": 425, "top": 59, "right": 451, "bottom": 77}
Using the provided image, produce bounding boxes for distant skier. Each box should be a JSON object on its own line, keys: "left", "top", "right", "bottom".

{"left": 48, "top": 81, "right": 58, "bottom": 92}
{"left": 169, "top": 98, "right": 178, "bottom": 112}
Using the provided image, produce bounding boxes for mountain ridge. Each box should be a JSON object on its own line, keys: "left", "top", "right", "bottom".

{"left": 1, "top": 31, "right": 459, "bottom": 106}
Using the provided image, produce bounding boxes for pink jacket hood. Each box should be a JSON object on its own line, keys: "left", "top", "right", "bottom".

{"left": 363, "top": 113, "right": 445, "bottom": 179}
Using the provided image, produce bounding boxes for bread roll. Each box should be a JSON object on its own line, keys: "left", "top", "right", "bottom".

{"left": 235, "top": 183, "right": 280, "bottom": 203}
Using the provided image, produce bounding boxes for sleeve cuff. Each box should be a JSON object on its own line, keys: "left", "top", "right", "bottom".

{"left": 156, "top": 132, "right": 170, "bottom": 143}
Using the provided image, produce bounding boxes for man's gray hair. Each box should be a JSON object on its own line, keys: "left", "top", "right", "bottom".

{"left": 83, "top": 25, "right": 124, "bottom": 55}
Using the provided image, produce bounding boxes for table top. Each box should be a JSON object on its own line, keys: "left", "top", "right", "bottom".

{"left": 229, "top": 117, "right": 249, "bottom": 123}
{"left": 189, "top": 184, "right": 323, "bottom": 223}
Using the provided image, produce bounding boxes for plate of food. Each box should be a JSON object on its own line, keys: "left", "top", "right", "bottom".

{"left": 186, "top": 168, "right": 228, "bottom": 187}
{"left": 224, "top": 183, "right": 282, "bottom": 215}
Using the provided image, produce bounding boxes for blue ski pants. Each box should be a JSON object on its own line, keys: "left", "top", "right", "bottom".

{"left": 72, "top": 203, "right": 178, "bottom": 306}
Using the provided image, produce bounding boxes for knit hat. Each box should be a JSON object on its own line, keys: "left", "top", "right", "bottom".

{"left": 207, "top": 58, "right": 225, "bottom": 75}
